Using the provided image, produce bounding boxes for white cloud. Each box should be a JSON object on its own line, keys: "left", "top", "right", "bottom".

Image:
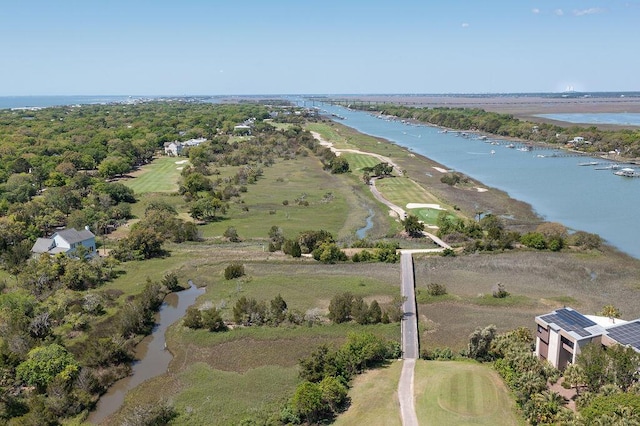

{"left": 461, "top": 22, "right": 469, "bottom": 28}
{"left": 573, "top": 7, "right": 605, "bottom": 16}
{"left": 554, "top": 8, "right": 564, "bottom": 16}
{"left": 532, "top": 8, "right": 540, "bottom": 14}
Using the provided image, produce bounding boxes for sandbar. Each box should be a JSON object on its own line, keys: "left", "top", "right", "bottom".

{"left": 406, "top": 203, "right": 445, "bottom": 210}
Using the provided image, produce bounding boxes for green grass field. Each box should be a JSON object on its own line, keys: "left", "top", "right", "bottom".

{"left": 375, "top": 177, "right": 451, "bottom": 226}
{"left": 340, "top": 152, "right": 380, "bottom": 172}
{"left": 334, "top": 361, "right": 402, "bottom": 426}
{"left": 414, "top": 360, "right": 522, "bottom": 425}
{"left": 123, "top": 156, "right": 184, "bottom": 194}
{"left": 198, "top": 155, "right": 370, "bottom": 240}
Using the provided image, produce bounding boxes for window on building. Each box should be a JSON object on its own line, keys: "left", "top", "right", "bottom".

{"left": 561, "top": 336, "right": 574, "bottom": 349}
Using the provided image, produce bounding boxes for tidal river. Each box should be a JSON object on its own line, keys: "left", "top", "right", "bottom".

{"left": 88, "top": 281, "right": 205, "bottom": 424}
{"left": 303, "top": 100, "right": 640, "bottom": 260}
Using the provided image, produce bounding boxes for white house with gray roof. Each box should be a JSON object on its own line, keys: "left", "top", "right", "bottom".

{"left": 163, "top": 137, "right": 207, "bottom": 156}
{"left": 31, "top": 227, "right": 97, "bottom": 258}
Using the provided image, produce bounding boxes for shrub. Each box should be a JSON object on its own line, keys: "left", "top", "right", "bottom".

{"left": 492, "top": 283, "right": 509, "bottom": 298}
{"left": 426, "top": 282, "right": 447, "bottom": 296}
{"left": 224, "top": 263, "right": 245, "bottom": 280}
{"left": 201, "top": 307, "right": 227, "bottom": 332}
{"left": 312, "top": 242, "right": 347, "bottom": 264}
{"left": 440, "top": 173, "right": 461, "bottom": 186}
{"left": 183, "top": 306, "right": 203, "bottom": 329}
{"left": 441, "top": 247, "right": 456, "bottom": 257}
{"left": 282, "top": 239, "right": 302, "bottom": 257}
{"left": 422, "top": 347, "right": 454, "bottom": 360}
{"left": 223, "top": 227, "right": 240, "bottom": 242}
{"left": 161, "top": 272, "right": 181, "bottom": 291}
{"left": 520, "top": 232, "right": 547, "bottom": 250}
{"left": 328, "top": 292, "right": 354, "bottom": 324}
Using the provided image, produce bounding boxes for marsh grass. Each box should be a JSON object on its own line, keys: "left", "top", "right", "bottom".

{"left": 193, "top": 262, "right": 400, "bottom": 317}
{"left": 414, "top": 250, "right": 640, "bottom": 350}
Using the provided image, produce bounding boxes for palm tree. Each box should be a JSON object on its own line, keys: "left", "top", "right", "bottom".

{"left": 600, "top": 304, "right": 622, "bottom": 323}
{"left": 528, "top": 390, "right": 566, "bottom": 424}
{"left": 563, "top": 363, "right": 585, "bottom": 396}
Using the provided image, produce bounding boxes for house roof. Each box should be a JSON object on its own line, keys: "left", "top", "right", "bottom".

{"left": 32, "top": 238, "right": 55, "bottom": 253}
{"left": 55, "top": 228, "right": 95, "bottom": 244}
{"left": 538, "top": 307, "right": 605, "bottom": 339}
{"left": 605, "top": 320, "right": 640, "bottom": 352}
{"left": 537, "top": 307, "right": 640, "bottom": 352}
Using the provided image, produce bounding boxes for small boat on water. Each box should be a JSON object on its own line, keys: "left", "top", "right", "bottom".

{"left": 578, "top": 161, "right": 599, "bottom": 166}
{"left": 518, "top": 146, "right": 532, "bottom": 152}
{"left": 490, "top": 150, "right": 496, "bottom": 155}
{"left": 614, "top": 168, "right": 640, "bottom": 178}
{"left": 595, "top": 164, "right": 621, "bottom": 171}
{"left": 506, "top": 143, "right": 515, "bottom": 149}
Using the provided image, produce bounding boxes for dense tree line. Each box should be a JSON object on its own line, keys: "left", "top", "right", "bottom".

{"left": 286, "top": 333, "right": 401, "bottom": 424}
{"left": 348, "top": 104, "right": 640, "bottom": 157}
{"left": 0, "top": 275, "right": 173, "bottom": 424}
{"left": 434, "top": 211, "right": 601, "bottom": 254}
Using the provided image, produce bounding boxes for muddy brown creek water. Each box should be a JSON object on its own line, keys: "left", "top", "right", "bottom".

{"left": 87, "top": 281, "right": 205, "bottom": 424}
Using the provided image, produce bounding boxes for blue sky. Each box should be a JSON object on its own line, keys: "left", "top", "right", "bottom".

{"left": 1, "top": 0, "right": 638, "bottom": 95}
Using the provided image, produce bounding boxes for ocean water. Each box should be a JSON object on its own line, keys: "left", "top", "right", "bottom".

{"left": 0, "top": 95, "right": 139, "bottom": 110}
{"left": 535, "top": 113, "right": 640, "bottom": 126}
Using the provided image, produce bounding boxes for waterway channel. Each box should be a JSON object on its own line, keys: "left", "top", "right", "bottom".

{"left": 88, "top": 281, "right": 205, "bottom": 424}
{"left": 301, "top": 99, "right": 640, "bottom": 259}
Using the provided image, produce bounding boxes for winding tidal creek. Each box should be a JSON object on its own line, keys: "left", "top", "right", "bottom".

{"left": 88, "top": 281, "right": 205, "bottom": 424}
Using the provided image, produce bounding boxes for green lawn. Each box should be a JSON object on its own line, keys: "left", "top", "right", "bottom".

{"left": 414, "top": 360, "right": 522, "bottom": 425}
{"left": 123, "top": 156, "right": 184, "bottom": 194}
{"left": 334, "top": 361, "right": 402, "bottom": 426}
{"left": 341, "top": 152, "right": 380, "bottom": 172}
{"left": 375, "top": 177, "right": 451, "bottom": 226}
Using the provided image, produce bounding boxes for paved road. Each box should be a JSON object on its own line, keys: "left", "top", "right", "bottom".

{"left": 400, "top": 252, "right": 419, "bottom": 359}
{"left": 398, "top": 252, "right": 420, "bottom": 426}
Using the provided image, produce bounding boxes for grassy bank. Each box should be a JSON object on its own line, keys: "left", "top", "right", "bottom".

{"left": 333, "top": 360, "right": 403, "bottom": 426}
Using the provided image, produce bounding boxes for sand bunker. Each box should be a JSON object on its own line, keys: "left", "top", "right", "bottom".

{"left": 475, "top": 187, "right": 488, "bottom": 192}
{"left": 176, "top": 167, "right": 184, "bottom": 170}
{"left": 406, "top": 203, "right": 446, "bottom": 210}
{"left": 432, "top": 167, "right": 448, "bottom": 173}
{"left": 175, "top": 160, "right": 188, "bottom": 164}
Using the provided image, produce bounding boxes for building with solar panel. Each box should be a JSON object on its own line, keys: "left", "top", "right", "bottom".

{"left": 535, "top": 307, "right": 640, "bottom": 370}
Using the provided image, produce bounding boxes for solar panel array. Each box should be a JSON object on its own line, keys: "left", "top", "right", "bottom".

{"left": 540, "top": 308, "right": 597, "bottom": 338}
{"left": 606, "top": 321, "right": 640, "bottom": 351}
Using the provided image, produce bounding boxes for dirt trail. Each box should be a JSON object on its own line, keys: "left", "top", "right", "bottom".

{"left": 310, "top": 131, "right": 403, "bottom": 176}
